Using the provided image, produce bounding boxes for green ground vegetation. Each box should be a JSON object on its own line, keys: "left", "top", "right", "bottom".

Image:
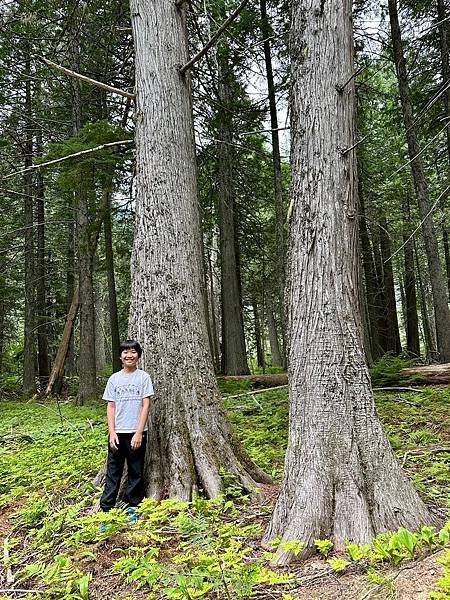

{"left": 0, "top": 379, "right": 449, "bottom": 599}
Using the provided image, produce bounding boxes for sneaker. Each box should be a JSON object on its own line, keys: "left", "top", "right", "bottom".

{"left": 126, "top": 507, "right": 139, "bottom": 524}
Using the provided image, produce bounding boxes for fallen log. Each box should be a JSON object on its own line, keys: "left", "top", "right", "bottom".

{"left": 219, "top": 373, "right": 288, "bottom": 388}
{"left": 400, "top": 362, "right": 450, "bottom": 385}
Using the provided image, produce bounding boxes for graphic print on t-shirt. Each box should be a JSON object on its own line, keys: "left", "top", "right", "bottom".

{"left": 103, "top": 369, "right": 154, "bottom": 433}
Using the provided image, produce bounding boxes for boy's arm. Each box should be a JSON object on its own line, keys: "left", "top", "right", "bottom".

{"left": 107, "top": 401, "right": 119, "bottom": 450}
{"left": 131, "top": 396, "right": 151, "bottom": 450}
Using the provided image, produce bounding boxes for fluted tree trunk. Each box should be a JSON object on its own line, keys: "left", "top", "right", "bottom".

{"left": 264, "top": 0, "right": 437, "bottom": 565}
{"left": 128, "top": 0, "right": 270, "bottom": 500}
{"left": 388, "top": 0, "right": 450, "bottom": 362}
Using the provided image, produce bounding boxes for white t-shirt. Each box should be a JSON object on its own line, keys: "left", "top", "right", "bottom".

{"left": 103, "top": 368, "right": 154, "bottom": 433}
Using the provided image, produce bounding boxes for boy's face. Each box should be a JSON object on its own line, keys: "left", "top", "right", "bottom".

{"left": 120, "top": 348, "right": 139, "bottom": 369}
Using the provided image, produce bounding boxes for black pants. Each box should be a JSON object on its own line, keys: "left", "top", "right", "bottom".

{"left": 100, "top": 432, "right": 147, "bottom": 511}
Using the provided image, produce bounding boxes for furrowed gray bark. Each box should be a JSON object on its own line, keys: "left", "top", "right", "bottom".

{"left": 264, "top": 0, "right": 438, "bottom": 565}
{"left": 128, "top": 0, "right": 270, "bottom": 500}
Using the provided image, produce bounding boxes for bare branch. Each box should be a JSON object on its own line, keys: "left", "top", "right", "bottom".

{"left": 340, "top": 133, "right": 369, "bottom": 155}
{"left": 40, "top": 57, "right": 136, "bottom": 100}
{"left": 1, "top": 140, "right": 133, "bottom": 180}
{"left": 336, "top": 65, "right": 366, "bottom": 93}
{"left": 241, "top": 126, "right": 290, "bottom": 136}
{"left": 180, "top": 0, "right": 250, "bottom": 75}
{"left": 386, "top": 183, "right": 450, "bottom": 263}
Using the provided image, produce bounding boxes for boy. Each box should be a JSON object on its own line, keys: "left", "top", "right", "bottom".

{"left": 99, "top": 340, "right": 154, "bottom": 515}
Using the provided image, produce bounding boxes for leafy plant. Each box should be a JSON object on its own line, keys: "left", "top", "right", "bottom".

{"left": 314, "top": 538, "right": 333, "bottom": 557}
{"left": 18, "top": 554, "right": 91, "bottom": 599}
{"left": 328, "top": 557, "right": 350, "bottom": 572}
{"left": 430, "top": 550, "right": 450, "bottom": 599}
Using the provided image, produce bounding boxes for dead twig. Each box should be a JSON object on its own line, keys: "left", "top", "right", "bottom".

{"left": 180, "top": 0, "right": 250, "bottom": 74}
{"left": 225, "top": 384, "right": 288, "bottom": 401}
{"left": 39, "top": 57, "right": 135, "bottom": 99}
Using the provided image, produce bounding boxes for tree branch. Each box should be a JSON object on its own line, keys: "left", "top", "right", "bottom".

{"left": 2, "top": 140, "right": 133, "bottom": 180}
{"left": 179, "top": 0, "right": 250, "bottom": 75}
{"left": 40, "top": 57, "right": 136, "bottom": 100}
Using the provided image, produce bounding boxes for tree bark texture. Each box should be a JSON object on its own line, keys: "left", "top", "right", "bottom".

{"left": 35, "top": 129, "right": 50, "bottom": 380}
{"left": 358, "top": 187, "right": 381, "bottom": 359}
{"left": 437, "top": 0, "right": 450, "bottom": 165}
{"left": 415, "top": 243, "right": 438, "bottom": 361}
{"left": 128, "top": 0, "right": 270, "bottom": 500}
{"left": 443, "top": 228, "right": 450, "bottom": 300}
{"left": 388, "top": 0, "right": 450, "bottom": 362}
{"left": 403, "top": 197, "right": 420, "bottom": 356}
{"left": 95, "top": 281, "right": 107, "bottom": 373}
{"left": 260, "top": 0, "right": 286, "bottom": 363}
{"left": 77, "top": 180, "right": 97, "bottom": 403}
{"left": 266, "top": 300, "right": 283, "bottom": 367}
{"left": 264, "top": 0, "right": 437, "bottom": 564}
{"left": 217, "top": 52, "right": 250, "bottom": 376}
{"left": 65, "top": 209, "right": 76, "bottom": 377}
{"left": 103, "top": 188, "right": 121, "bottom": 373}
{"left": 23, "top": 51, "right": 36, "bottom": 396}
{"left": 371, "top": 230, "right": 391, "bottom": 355}
{"left": 252, "top": 298, "right": 265, "bottom": 369}
{"left": 379, "top": 215, "right": 402, "bottom": 355}
{"left": 207, "top": 247, "right": 221, "bottom": 372}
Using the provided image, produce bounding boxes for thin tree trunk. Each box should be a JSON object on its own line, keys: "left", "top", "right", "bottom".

{"left": 437, "top": 0, "right": 450, "bottom": 164}
{"left": 23, "top": 49, "right": 36, "bottom": 396}
{"left": 372, "top": 230, "right": 390, "bottom": 354}
{"left": 65, "top": 211, "right": 76, "bottom": 377}
{"left": 95, "top": 279, "right": 107, "bottom": 373}
{"left": 77, "top": 179, "right": 97, "bottom": 403}
{"left": 127, "top": 0, "right": 270, "bottom": 500}
{"left": 217, "top": 54, "right": 250, "bottom": 376}
{"left": 403, "top": 197, "right": 420, "bottom": 356}
{"left": 264, "top": 0, "right": 437, "bottom": 564}
{"left": 388, "top": 0, "right": 450, "bottom": 362}
{"left": 252, "top": 298, "right": 265, "bottom": 370}
{"left": 415, "top": 242, "right": 435, "bottom": 361}
{"left": 266, "top": 301, "right": 282, "bottom": 367}
{"left": 260, "top": 0, "right": 286, "bottom": 363}
{"left": 443, "top": 227, "right": 450, "bottom": 300}
{"left": 379, "top": 215, "right": 402, "bottom": 354}
{"left": 207, "top": 248, "right": 221, "bottom": 372}
{"left": 103, "top": 188, "right": 121, "bottom": 373}
{"left": 45, "top": 287, "right": 80, "bottom": 396}
{"left": 359, "top": 186, "right": 381, "bottom": 359}
{"left": 35, "top": 128, "right": 50, "bottom": 381}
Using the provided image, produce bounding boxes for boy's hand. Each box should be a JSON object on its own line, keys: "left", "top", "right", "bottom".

{"left": 131, "top": 432, "right": 143, "bottom": 450}
{"left": 109, "top": 433, "right": 119, "bottom": 450}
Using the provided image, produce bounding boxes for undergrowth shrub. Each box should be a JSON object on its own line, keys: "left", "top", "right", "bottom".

{"left": 369, "top": 354, "right": 419, "bottom": 387}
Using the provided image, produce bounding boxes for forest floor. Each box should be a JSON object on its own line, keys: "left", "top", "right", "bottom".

{"left": 0, "top": 376, "right": 449, "bottom": 599}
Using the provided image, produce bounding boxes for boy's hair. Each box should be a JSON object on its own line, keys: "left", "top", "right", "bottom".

{"left": 119, "top": 339, "right": 142, "bottom": 358}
